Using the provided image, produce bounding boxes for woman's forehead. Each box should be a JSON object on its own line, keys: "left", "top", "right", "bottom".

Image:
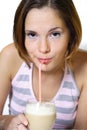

{"left": 25, "top": 7, "right": 66, "bottom": 29}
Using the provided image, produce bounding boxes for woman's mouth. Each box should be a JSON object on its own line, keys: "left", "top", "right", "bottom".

{"left": 38, "top": 58, "right": 52, "bottom": 64}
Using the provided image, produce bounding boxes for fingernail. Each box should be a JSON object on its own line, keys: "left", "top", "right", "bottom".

{"left": 24, "top": 121, "right": 28, "bottom": 125}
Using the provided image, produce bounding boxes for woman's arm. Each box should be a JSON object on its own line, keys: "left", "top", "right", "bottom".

{"left": 0, "top": 43, "right": 23, "bottom": 114}
{"left": 0, "top": 44, "right": 28, "bottom": 130}
{"left": 0, "top": 44, "right": 12, "bottom": 114}
{"left": 73, "top": 50, "right": 87, "bottom": 128}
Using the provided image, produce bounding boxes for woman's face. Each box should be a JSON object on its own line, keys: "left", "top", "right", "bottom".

{"left": 25, "top": 7, "right": 70, "bottom": 72}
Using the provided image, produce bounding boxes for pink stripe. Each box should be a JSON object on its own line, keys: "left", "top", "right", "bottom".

{"left": 56, "top": 100, "right": 78, "bottom": 108}
{"left": 13, "top": 91, "right": 30, "bottom": 101}
{"left": 12, "top": 63, "right": 25, "bottom": 84}
{"left": 12, "top": 81, "right": 31, "bottom": 88}
{"left": 12, "top": 62, "right": 32, "bottom": 85}
{"left": 56, "top": 111, "right": 76, "bottom": 120}
{"left": 11, "top": 100, "right": 25, "bottom": 112}
{"left": 60, "top": 88, "right": 79, "bottom": 96}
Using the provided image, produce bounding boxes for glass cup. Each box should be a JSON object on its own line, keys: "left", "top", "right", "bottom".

{"left": 25, "top": 101, "right": 56, "bottom": 130}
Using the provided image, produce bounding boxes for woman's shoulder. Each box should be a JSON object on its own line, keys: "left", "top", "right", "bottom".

{"left": 72, "top": 49, "right": 87, "bottom": 68}
{"left": 0, "top": 43, "right": 18, "bottom": 58}
{"left": 0, "top": 43, "right": 23, "bottom": 63}
{"left": 72, "top": 49, "right": 87, "bottom": 90}
{"left": 0, "top": 43, "right": 23, "bottom": 78}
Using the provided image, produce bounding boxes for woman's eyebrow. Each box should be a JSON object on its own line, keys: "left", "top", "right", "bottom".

{"left": 48, "top": 27, "right": 62, "bottom": 32}
{"left": 25, "top": 30, "right": 36, "bottom": 33}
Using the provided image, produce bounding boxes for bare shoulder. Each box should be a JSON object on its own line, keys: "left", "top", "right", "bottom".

{"left": 73, "top": 49, "right": 87, "bottom": 69}
{"left": 0, "top": 43, "right": 23, "bottom": 64}
{"left": 72, "top": 49, "right": 87, "bottom": 90}
{"left": 75, "top": 49, "right": 87, "bottom": 60}
{"left": 0, "top": 43, "right": 23, "bottom": 78}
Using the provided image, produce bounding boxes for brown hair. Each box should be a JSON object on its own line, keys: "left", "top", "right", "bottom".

{"left": 13, "top": 0, "right": 82, "bottom": 66}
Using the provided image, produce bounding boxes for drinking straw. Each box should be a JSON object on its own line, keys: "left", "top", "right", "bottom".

{"left": 39, "top": 63, "right": 42, "bottom": 102}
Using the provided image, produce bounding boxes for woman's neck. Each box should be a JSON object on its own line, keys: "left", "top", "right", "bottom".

{"left": 32, "top": 65, "right": 65, "bottom": 101}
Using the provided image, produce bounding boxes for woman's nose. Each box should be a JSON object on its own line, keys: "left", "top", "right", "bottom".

{"left": 39, "top": 38, "right": 50, "bottom": 53}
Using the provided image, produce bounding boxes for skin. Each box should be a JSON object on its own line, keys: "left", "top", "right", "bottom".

{"left": 0, "top": 6, "right": 87, "bottom": 129}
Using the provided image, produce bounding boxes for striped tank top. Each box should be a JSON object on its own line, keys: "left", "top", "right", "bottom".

{"left": 9, "top": 62, "right": 80, "bottom": 129}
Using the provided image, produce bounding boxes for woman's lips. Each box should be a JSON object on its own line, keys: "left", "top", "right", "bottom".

{"left": 38, "top": 58, "right": 52, "bottom": 64}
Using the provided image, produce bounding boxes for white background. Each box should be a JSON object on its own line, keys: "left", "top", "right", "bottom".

{"left": 0, "top": 0, "right": 21, "bottom": 51}
{"left": 0, "top": 0, "right": 87, "bottom": 114}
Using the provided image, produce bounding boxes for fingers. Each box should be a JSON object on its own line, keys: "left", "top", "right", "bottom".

{"left": 6, "top": 114, "right": 29, "bottom": 130}
{"left": 16, "top": 123, "right": 28, "bottom": 130}
{"left": 17, "top": 114, "right": 28, "bottom": 126}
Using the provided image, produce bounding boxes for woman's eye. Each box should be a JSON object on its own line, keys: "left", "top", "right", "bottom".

{"left": 26, "top": 32, "right": 37, "bottom": 38}
{"left": 50, "top": 32, "right": 61, "bottom": 38}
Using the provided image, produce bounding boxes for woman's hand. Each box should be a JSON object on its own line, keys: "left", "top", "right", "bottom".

{"left": 4, "top": 114, "right": 28, "bottom": 130}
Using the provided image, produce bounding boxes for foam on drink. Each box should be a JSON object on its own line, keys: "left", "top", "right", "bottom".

{"left": 26, "top": 102, "right": 56, "bottom": 115}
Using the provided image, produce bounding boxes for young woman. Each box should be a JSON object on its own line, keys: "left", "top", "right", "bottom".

{"left": 0, "top": 0, "right": 87, "bottom": 129}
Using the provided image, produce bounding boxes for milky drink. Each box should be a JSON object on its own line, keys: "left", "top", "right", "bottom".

{"left": 25, "top": 102, "right": 56, "bottom": 130}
